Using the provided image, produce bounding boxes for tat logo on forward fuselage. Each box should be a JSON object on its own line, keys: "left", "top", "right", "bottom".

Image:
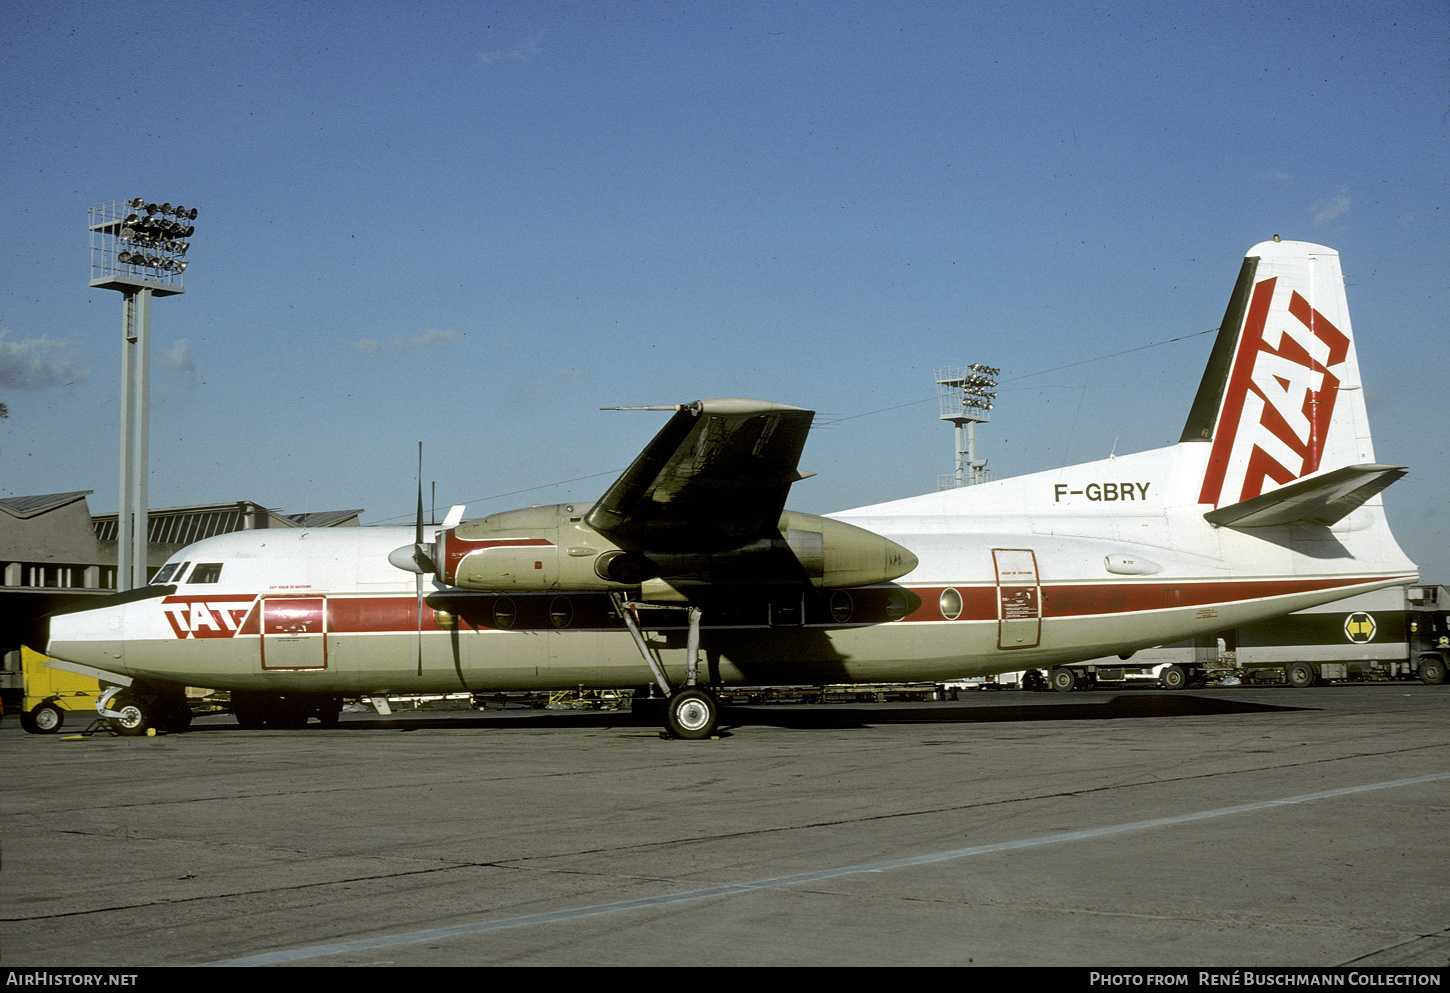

{"left": 161, "top": 595, "right": 256, "bottom": 639}
{"left": 1199, "top": 277, "right": 1351, "bottom": 507}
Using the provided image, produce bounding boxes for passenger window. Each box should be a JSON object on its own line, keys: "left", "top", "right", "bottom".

{"left": 189, "top": 563, "right": 224, "bottom": 584}
{"left": 152, "top": 561, "right": 188, "bottom": 584}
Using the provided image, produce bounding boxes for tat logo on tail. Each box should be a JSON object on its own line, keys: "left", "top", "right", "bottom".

{"left": 1198, "top": 276, "right": 1352, "bottom": 508}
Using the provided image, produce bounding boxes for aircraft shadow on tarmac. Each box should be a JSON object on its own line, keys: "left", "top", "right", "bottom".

{"left": 183, "top": 692, "right": 1313, "bottom": 736}
{"left": 721, "top": 693, "right": 1312, "bottom": 732}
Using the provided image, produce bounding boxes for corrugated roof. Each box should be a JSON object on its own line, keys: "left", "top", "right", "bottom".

{"left": 0, "top": 491, "right": 93, "bottom": 519}
{"left": 284, "top": 509, "right": 364, "bottom": 528}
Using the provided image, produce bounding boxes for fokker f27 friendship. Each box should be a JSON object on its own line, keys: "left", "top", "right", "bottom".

{"left": 43, "top": 240, "right": 1418, "bottom": 738}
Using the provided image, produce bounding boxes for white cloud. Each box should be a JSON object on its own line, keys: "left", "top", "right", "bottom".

{"left": 354, "top": 328, "right": 462, "bottom": 355}
{"left": 1312, "top": 194, "right": 1352, "bottom": 226}
{"left": 0, "top": 331, "right": 89, "bottom": 389}
{"left": 162, "top": 338, "right": 197, "bottom": 379}
{"left": 478, "top": 32, "right": 544, "bottom": 66}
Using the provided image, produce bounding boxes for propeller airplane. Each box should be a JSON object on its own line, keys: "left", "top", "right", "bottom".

{"left": 40, "top": 240, "right": 1417, "bottom": 739}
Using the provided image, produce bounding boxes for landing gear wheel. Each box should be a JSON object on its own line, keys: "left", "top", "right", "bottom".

{"left": 1419, "top": 658, "right": 1446, "bottom": 685}
{"left": 1159, "top": 664, "right": 1188, "bottom": 691}
{"left": 315, "top": 696, "right": 343, "bottom": 727}
{"left": 157, "top": 698, "right": 193, "bottom": 733}
{"left": 1049, "top": 668, "right": 1077, "bottom": 693}
{"left": 1286, "top": 662, "right": 1316, "bottom": 689}
{"left": 26, "top": 703, "right": 64, "bottom": 734}
{"left": 108, "top": 694, "right": 152, "bottom": 736}
{"left": 665, "top": 688, "right": 718, "bottom": 740}
{"left": 266, "top": 695, "right": 310, "bottom": 729}
{"left": 232, "top": 692, "right": 267, "bottom": 729}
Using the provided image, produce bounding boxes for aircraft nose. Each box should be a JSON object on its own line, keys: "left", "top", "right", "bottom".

{"left": 44, "top": 595, "right": 131, "bottom": 668}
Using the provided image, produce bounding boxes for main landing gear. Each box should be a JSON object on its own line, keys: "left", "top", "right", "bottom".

{"left": 614, "top": 593, "right": 720, "bottom": 740}
{"left": 231, "top": 691, "right": 344, "bottom": 729}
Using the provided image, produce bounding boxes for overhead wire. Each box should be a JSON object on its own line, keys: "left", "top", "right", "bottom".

{"left": 371, "top": 324, "right": 1223, "bottom": 527}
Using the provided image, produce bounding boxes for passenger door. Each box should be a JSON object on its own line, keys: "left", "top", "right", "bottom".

{"left": 993, "top": 549, "right": 1042, "bottom": 649}
{"left": 260, "top": 596, "right": 328, "bottom": 670}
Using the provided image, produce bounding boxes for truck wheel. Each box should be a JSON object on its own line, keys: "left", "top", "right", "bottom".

{"left": 1286, "top": 663, "right": 1316, "bottom": 689}
{"left": 1159, "top": 664, "right": 1188, "bottom": 691}
{"left": 1049, "top": 668, "right": 1077, "bottom": 693}
{"left": 31, "top": 703, "right": 65, "bottom": 734}
{"left": 1419, "top": 658, "right": 1447, "bottom": 685}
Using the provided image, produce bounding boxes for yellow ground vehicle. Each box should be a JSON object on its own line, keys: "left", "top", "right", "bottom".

{"left": 18, "top": 645, "right": 103, "bottom": 734}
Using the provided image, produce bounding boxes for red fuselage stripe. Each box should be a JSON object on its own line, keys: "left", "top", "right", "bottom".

{"left": 177, "top": 575, "right": 1396, "bottom": 636}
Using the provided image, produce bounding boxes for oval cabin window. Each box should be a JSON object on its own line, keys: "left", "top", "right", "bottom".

{"left": 939, "top": 588, "right": 962, "bottom": 620}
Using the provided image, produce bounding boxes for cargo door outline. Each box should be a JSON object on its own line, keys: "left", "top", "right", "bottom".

{"left": 993, "top": 548, "right": 1041, "bottom": 649}
{"left": 260, "top": 596, "right": 328, "bottom": 670}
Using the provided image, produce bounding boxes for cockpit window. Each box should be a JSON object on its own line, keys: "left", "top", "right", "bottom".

{"left": 188, "top": 563, "right": 224, "bottom": 584}
{"left": 152, "top": 561, "right": 188, "bottom": 585}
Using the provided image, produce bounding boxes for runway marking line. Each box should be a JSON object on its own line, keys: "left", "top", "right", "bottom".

{"left": 207, "top": 772, "right": 1450, "bottom": 966}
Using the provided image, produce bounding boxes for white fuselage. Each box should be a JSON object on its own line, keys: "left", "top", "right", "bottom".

{"left": 45, "top": 442, "right": 1415, "bottom": 696}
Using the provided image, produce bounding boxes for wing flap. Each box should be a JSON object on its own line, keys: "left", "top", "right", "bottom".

{"left": 585, "top": 398, "right": 815, "bottom": 553}
{"left": 1203, "top": 463, "right": 1406, "bottom": 528}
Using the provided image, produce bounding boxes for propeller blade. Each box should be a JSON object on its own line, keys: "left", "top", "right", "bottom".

{"left": 415, "top": 443, "right": 425, "bottom": 677}
{"left": 416, "top": 573, "right": 425, "bottom": 678}
{"left": 388, "top": 443, "right": 437, "bottom": 574}
{"left": 415, "top": 442, "right": 424, "bottom": 548}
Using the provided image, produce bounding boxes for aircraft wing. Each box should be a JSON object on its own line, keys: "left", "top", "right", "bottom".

{"left": 584, "top": 398, "right": 815, "bottom": 553}
{"left": 1203, "top": 463, "right": 1407, "bottom": 528}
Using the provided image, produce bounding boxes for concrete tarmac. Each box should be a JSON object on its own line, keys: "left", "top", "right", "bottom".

{"left": 3, "top": 684, "right": 1447, "bottom": 968}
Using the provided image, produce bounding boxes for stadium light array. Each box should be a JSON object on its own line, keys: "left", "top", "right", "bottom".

{"left": 89, "top": 196, "right": 202, "bottom": 589}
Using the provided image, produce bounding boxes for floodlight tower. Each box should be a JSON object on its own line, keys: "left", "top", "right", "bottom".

{"left": 89, "top": 198, "right": 198, "bottom": 589}
{"left": 935, "top": 363, "right": 999, "bottom": 489}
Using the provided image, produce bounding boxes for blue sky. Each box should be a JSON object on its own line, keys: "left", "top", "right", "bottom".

{"left": 2, "top": 1, "right": 1446, "bottom": 580}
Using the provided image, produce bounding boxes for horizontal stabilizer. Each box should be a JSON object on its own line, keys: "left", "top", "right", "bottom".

{"left": 1203, "top": 464, "right": 1406, "bottom": 528}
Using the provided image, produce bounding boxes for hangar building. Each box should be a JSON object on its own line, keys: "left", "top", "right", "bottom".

{"left": 0, "top": 491, "right": 360, "bottom": 709}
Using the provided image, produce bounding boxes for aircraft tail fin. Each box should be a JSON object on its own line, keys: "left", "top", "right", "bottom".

{"left": 1183, "top": 240, "right": 1388, "bottom": 512}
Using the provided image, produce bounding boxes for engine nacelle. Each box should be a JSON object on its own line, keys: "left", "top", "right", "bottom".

{"left": 777, "top": 510, "right": 918, "bottom": 590}
{"left": 441, "top": 503, "right": 625, "bottom": 592}
{"left": 434, "top": 502, "right": 917, "bottom": 596}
